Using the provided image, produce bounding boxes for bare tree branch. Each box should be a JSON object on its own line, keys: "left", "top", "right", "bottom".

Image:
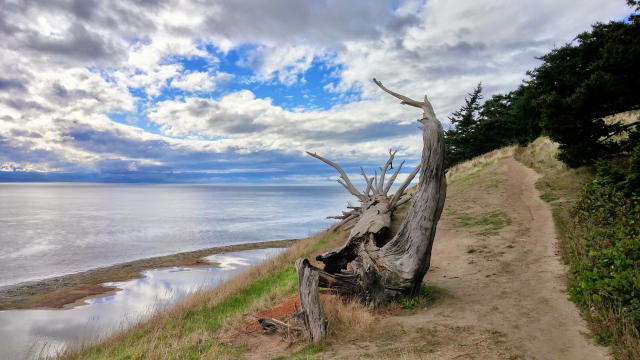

{"left": 335, "top": 179, "right": 358, "bottom": 199}
{"left": 373, "top": 78, "right": 424, "bottom": 109}
{"left": 360, "top": 167, "right": 372, "bottom": 196}
{"left": 383, "top": 160, "right": 405, "bottom": 195}
{"left": 377, "top": 149, "right": 396, "bottom": 194}
{"left": 307, "top": 151, "right": 363, "bottom": 200}
{"left": 389, "top": 164, "right": 420, "bottom": 208}
{"left": 394, "top": 194, "right": 412, "bottom": 207}
{"left": 332, "top": 213, "right": 357, "bottom": 230}
{"left": 421, "top": 94, "right": 438, "bottom": 123}
{"left": 373, "top": 170, "right": 378, "bottom": 193}
{"left": 360, "top": 167, "right": 368, "bottom": 182}
{"left": 364, "top": 176, "right": 374, "bottom": 197}
{"left": 373, "top": 78, "right": 439, "bottom": 125}
{"left": 328, "top": 210, "right": 357, "bottom": 219}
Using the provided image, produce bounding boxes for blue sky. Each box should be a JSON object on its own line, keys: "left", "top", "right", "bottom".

{"left": 0, "top": 0, "right": 632, "bottom": 184}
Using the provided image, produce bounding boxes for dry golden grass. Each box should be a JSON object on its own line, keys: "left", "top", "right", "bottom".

{"left": 604, "top": 109, "right": 640, "bottom": 125}
{"left": 514, "top": 136, "right": 561, "bottom": 173}
{"left": 323, "top": 296, "right": 376, "bottom": 338}
{"left": 447, "top": 146, "right": 515, "bottom": 180}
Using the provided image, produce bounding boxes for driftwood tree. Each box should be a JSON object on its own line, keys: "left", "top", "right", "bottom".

{"left": 306, "top": 147, "right": 420, "bottom": 273}
{"left": 260, "top": 79, "right": 447, "bottom": 343}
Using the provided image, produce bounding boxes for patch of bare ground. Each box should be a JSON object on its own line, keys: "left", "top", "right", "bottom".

{"left": 230, "top": 152, "right": 609, "bottom": 359}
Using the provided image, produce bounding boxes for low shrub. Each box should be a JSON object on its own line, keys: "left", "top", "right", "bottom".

{"left": 568, "top": 154, "right": 640, "bottom": 346}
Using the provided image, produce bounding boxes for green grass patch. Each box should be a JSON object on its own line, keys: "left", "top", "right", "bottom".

{"left": 180, "top": 265, "right": 298, "bottom": 334}
{"left": 80, "top": 266, "right": 298, "bottom": 359}
{"left": 458, "top": 210, "right": 511, "bottom": 236}
{"left": 398, "top": 284, "right": 448, "bottom": 312}
{"left": 401, "top": 298, "right": 417, "bottom": 310}
{"left": 540, "top": 191, "right": 560, "bottom": 202}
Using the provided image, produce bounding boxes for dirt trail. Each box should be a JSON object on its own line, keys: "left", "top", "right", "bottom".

{"left": 396, "top": 157, "right": 608, "bottom": 359}
{"left": 237, "top": 156, "right": 608, "bottom": 359}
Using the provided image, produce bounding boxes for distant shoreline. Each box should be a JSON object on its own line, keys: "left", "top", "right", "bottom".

{"left": 0, "top": 239, "right": 300, "bottom": 310}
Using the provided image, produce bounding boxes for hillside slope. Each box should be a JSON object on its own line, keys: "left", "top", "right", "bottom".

{"left": 222, "top": 149, "right": 608, "bottom": 359}
{"left": 65, "top": 147, "right": 609, "bottom": 360}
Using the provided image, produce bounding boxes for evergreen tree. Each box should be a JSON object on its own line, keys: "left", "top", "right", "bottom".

{"left": 445, "top": 83, "right": 483, "bottom": 166}
{"left": 534, "top": 17, "right": 640, "bottom": 166}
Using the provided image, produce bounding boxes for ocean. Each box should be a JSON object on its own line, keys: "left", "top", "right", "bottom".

{"left": 0, "top": 183, "right": 354, "bottom": 287}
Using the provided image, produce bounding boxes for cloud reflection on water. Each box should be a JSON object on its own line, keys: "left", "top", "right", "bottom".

{"left": 0, "top": 247, "right": 284, "bottom": 359}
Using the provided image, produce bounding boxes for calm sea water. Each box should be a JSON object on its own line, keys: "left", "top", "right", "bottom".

{"left": 0, "top": 183, "right": 354, "bottom": 287}
{"left": 0, "top": 248, "right": 285, "bottom": 359}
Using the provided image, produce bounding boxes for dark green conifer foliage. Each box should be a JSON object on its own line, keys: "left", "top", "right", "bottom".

{"left": 534, "top": 17, "right": 640, "bottom": 166}
{"left": 444, "top": 83, "right": 483, "bottom": 167}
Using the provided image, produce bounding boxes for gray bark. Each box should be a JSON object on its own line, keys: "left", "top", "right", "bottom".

{"left": 295, "top": 258, "right": 327, "bottom": 343}
{"left": 288, "top": 78, "right": 447, "bottom": 341}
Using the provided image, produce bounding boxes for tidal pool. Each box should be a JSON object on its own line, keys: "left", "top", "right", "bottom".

{"left": 0, "top": 247, "right": 285, "bottom": 359}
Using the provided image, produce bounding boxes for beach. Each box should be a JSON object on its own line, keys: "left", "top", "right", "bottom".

{"left": 0, "top": 239, "right": 299, "bottom": 310}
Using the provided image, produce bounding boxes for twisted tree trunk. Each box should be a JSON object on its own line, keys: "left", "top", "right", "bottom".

{"left": 260, "top": 79, "right": 447, "bottom": 342}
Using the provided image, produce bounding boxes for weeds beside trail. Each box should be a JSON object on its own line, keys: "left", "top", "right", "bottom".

{"left": 516, "top": 137, "right": 640, "bottom": 360}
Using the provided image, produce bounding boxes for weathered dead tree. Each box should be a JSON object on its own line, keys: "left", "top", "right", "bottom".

{"left": 306, "top": 146, "right": 419, "bottom": 273}
{"left": 260, "top": 79, "right": 447, "bottom": 342}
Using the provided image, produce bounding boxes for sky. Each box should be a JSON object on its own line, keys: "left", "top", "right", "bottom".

{"left": 0, "top": 0, "right": 632, "bottom": 184}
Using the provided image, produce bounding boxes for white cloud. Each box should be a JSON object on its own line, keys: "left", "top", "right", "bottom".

{"left": 0, "top": 0, "right": 633, "bottom": 178}
{"left": 170, "top": 71, "right": 232, "bottom": 92}
{"left": 147, "top": 89, "right": 424, "bottom": 158}
{"left": 0, "top": 161, "right": 62, "bottom": 173}
{"left": 239, "top": 45, "right": 318, "bottom": 85}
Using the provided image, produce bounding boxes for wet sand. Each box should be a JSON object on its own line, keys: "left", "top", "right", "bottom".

{"left": 0, "top": 239, "right": 299, "bottom": 310}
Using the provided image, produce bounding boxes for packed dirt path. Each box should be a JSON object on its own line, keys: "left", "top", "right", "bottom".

{"left": 404, "top": 156, "right": 608, "bottom": 359}
{"left": 237, "top": 154, "right": 609, "bottom": 359}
